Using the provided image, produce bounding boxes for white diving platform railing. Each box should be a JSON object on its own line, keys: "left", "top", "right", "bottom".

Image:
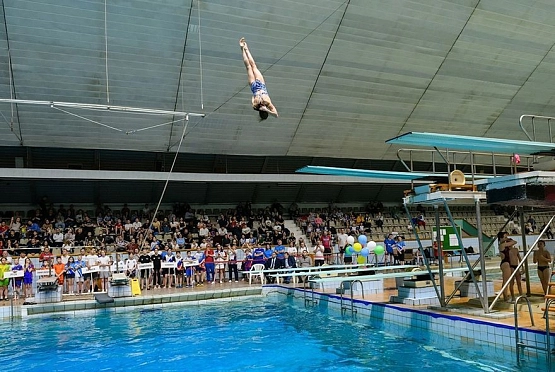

{"left": 396, "top": 148, "right": 533, "bottom": 178}
{"left": 519, "top": 114, "right": 555, "bottom": 143}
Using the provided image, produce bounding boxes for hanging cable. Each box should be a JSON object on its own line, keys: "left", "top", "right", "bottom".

{"left": 51, "top": 106, "right": 123, "bottom": 132}
{"left": 126, "top": 117, "right": 187, "bottom": 135}
{"left": 140, "top": 117, "right": 190, "bottom": 250}
{"left": 8, "top": 49, "right": 13, "bottom": 130}
{"left": 197, "top": 0, "right": 204, "bottom": 109}
{"left": 104, "top": 0, "right": 110, "bottom": 103}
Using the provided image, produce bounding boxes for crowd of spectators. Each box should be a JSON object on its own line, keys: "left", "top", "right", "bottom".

{"left": 0, "top": 200, "right": 299, "bottom": 257}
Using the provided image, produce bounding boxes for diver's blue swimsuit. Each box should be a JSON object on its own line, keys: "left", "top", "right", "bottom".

{"left": 250, "top": 79, "right": 268, "bottom": 96}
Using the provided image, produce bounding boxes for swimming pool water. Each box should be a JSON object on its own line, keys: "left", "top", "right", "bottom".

{"left": 1, "top": 297, "right": 546, "bottom": 372}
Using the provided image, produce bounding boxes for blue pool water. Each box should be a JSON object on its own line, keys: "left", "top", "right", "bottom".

{"left": 1, "top": 297, "right": 545, "bottom": 371}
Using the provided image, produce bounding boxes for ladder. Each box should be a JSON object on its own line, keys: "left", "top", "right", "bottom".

{"left": 514, "top": 296, "right": 552, "bottom": 368}
{"left": 340, "top": 280, "right": 364, "bottom": 317}
{"left": 543, "top": 259, "right": 555, "bottom": 314}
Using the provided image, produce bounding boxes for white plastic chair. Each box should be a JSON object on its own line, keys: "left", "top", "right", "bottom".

{"left": 248, "top": 264, "right": 265, "bottom": 285}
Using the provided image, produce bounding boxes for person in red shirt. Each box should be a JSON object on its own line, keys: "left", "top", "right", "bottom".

{"left": 39, "top": 247, "right": 55, "bottom": 263}
{"left": 204, "top": 245, "right": 215, "bottom": 284}
{"left": 0, "top": 221, "right": 9, "bottom": 237}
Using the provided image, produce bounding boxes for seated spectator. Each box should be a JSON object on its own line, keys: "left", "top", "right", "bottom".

{"left": 282, "top": 252, "right": 297, "bottom": 284}
{"left": 52, "top": 228, "right": 64, "bottom": 247}
{"left": 416, "top": 214, "right": 426, "bottom": 229}
{"left": 374, "top": 212, "right": 384, "bottom": 231}
{"left": 541, "top": 223, "right": 554, "bottom": 239}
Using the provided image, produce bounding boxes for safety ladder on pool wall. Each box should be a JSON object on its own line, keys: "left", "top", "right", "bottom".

{"left": 514, "top": 296, "right": 552, "bottom": 368}
{"left": 303, "top": 277, "right": 318, "bottom": 307}
{"left": 340, "top": 280, "right": 364, "bottom": 317}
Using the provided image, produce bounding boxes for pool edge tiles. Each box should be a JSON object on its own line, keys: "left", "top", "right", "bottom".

{"left": 263, "top": 286, "right": 554, "bottom": 357}
{"left": 4, "top": 287, "right": 263, "bottom": 319}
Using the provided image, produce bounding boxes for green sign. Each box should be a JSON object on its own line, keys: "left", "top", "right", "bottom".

{"left": 431, "top": 226, "right": 462, "bottom": 251}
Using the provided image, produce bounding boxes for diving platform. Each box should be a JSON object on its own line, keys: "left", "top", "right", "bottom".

{"left": 476, "top": 171, "right": 555, "bottom": 206}
{"left": 404, "top": 189, "right": 486, "bottom": 205}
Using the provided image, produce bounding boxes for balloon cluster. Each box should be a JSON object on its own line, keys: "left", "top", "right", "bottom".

{"left": 344, "top": 235, "right": 384, "bottom": 263}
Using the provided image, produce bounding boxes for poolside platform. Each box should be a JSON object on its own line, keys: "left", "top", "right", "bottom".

{"left": 1, "top": 260, "right": 553, "bottom": 346}
{"left": 0, "top": 284, "right": 263, "bottom": 318}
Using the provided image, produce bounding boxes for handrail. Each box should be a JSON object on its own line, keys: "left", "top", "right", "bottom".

{"left": 350, "top": 280, "right": 363, "bottom": 316}
{"left": 304, "top": 277, "right": 318, "bottom": 307}
{"left": 396, "top": 148, "right": 533, "bottom": 174}
{"left": 339, "top": 281, "right": 348, "bottom": 314}
{"left": 489, "top": 215, "right": 555, "bottom": 311}
{"left": 519, "top": 114, "right": 555, "bottom": 142}
{"left": 340, "top": 279, "right": 364, "bottom": 316}
{"left": 514, "top": 295, "right": 535, "bottom": 365}
{"left": 545, "top": 299, "right": 554, "bottom": 368}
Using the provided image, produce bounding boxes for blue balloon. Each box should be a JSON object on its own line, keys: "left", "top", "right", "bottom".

{"left": 358, "top": 235, "right": 368, "bottom": 245}
{"left": 360, "top": 247, "right": 369, "bottom": 257}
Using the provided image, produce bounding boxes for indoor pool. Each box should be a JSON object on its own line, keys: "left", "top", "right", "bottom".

{"left": 1, "top": 298, "right": 545, "bottom": 372}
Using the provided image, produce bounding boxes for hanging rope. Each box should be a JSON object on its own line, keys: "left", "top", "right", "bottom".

{"left": 140, "top": 117, "right": 190, "bottom": 251}
{"left": 197, "top": 0, "right": 204, "bottom": 110}
{"left": 126, "top": 117, "right": 187, "bottom": 135}
{"left": 51, "top": 106, "right": 123, "bottom": 132}
{"left": 104, "top": 0, "right": 110, "bottom": 103}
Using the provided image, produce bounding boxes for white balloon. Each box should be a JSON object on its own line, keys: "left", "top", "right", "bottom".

{"left": 367, "top": 241, "right": 377, "bottom": 250}
{"left": 347, "top": 236, "right": 355, "bottom": 245}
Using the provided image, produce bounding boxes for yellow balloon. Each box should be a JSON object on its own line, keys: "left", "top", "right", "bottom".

{"left": 353, "top": 242, "right": 362, "bottom": 252}
{"left": 357, "top": 255, "right": 366, "bottom": 264}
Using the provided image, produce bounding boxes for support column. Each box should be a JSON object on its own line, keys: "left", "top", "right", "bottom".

{"left": 475, "top": 198, "right": 489, "bottom": 313}
{"left": 434, "top": 205, "right": 446, "bottom": 308}
{"left": 518, "top": 207, "right": 531, "bottom": 296}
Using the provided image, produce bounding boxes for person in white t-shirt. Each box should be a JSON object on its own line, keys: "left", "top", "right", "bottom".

{"left": 97, "top": 250, "right": 111, "bottom": 291}
{"left": 337, "top": 229, "right": 348, "bottom": 264}
{"left": 199, "top": 224, "right": 209, "bottom": 239}
{"left": 85, "top": 250, "right": 99, "bottom": 292}
{"left": 132, "top": 218, "right": 142, "bottom": 231}
{"left": 52, "top": 228, "right": 64, "bottom": 247}
{"left": 115, "top": 254, "right": 126, "bottom": 273}
{"left": 126, "top": 254, "right": 137, "bottom": 278}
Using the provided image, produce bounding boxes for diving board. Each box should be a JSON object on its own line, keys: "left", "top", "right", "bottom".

{"left": 308, "top": 266, "right": 499, "bottom": 285}
{"left": 296, "top": 166, "right": 437, "bottom": 181}
{"left": 270, "top": 265, "right": 417, "bottom": 284}
{"left": 270, "top": 265, "right": 416, "bottom": 279}
{"left": 386, "top": 132, "right": 555, "bottom": 156}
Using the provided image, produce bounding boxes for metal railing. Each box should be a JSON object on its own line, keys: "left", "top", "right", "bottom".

{"left": 396, "top": 148, "right": 533, "bottom": 178}
{"left": 515, "top": 296, "right": 553, "bottom": 369}
{"left": 340, "top": 279, "right": 364, "bottom": 317}
{"left": 519, "top": 114, "right": 555, "bottom": 142}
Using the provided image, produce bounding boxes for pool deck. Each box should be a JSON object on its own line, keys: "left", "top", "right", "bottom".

{"left": 1, "top": 262, "right": 552, "bottom": 336}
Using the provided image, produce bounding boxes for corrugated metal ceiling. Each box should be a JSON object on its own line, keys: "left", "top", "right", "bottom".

{"left": 2, "top": 0, "right": 555, "bottom": 162}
